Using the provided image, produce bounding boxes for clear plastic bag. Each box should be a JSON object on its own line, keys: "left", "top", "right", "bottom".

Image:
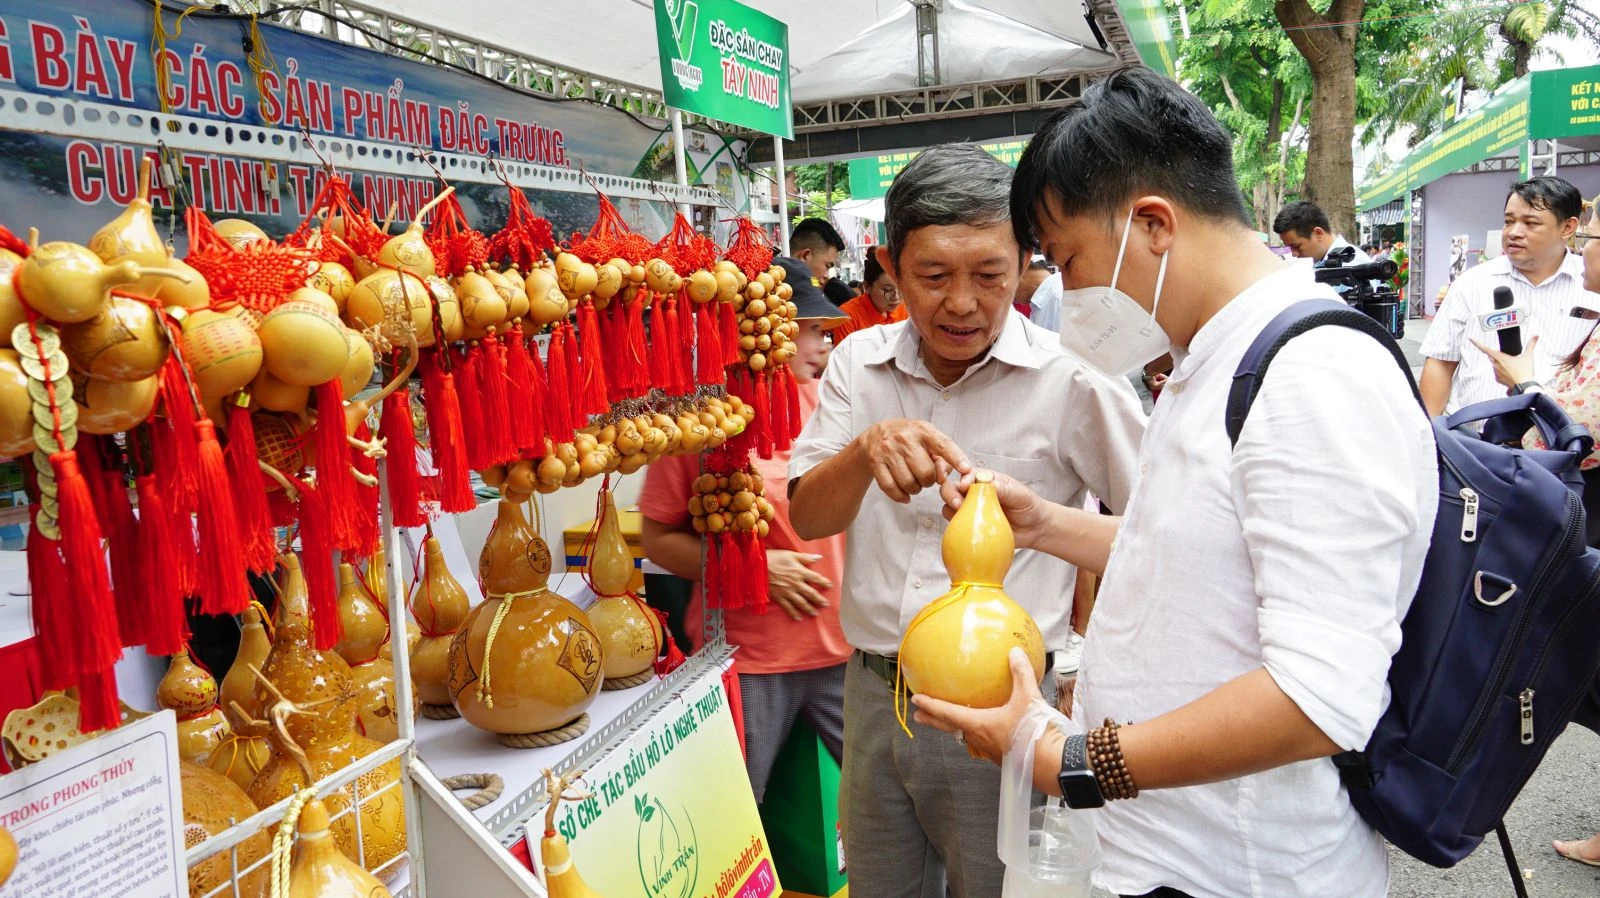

{"left": 998, "top": 700, "right": 1100, "bottom": 898}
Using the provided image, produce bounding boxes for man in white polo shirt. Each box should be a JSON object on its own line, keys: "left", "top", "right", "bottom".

{"left": 1419, "top": 177, "right": 1595, "bottom": 416}
{"left": 786, "top": 143, "right": 1146, "bottom": 898}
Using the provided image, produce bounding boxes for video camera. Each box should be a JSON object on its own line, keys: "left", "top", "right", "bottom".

{"left": 1314, "top": 246, "right": 1405, "bottom": 340}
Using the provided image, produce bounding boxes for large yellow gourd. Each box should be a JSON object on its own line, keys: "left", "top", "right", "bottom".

{"left": 258, "top": 297, "right": 350, "bottom": 387}
{"left": 448, "top": 501, "right": 604, "bottom": 742}
{"left": 897, "top": 471, "right": 1045, "bottom": 733}
{"left": 60, "top": 294, "right": 169, "bottom": 382}
{"left": 182, "top": 761, "right": 271, "bottom": 898}
{"left": 586, "top": 489, "right": 661, "bottom": 684}
{"left": 409, "top": 534, "right": 471, "bottom": 713}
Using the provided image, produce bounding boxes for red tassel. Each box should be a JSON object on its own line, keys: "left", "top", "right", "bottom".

{"left": 151, "top": 417, "right": 199, "bottom": 598}
{"left": 752, "top": 372, "right": 774, "bottom": 459}
{"left": 94, "top": 449, "right": 146, "bottom": 649}
{"left": 770, "top": 367, "right": 792, "bottom": 454}
{"left": 456, "top": 345, "right": 489, "bottom": 471}
{"left": 522, "top": 332, "right": 551, "bottom": 453}
{"left": 227, "top": 403, "right": 278, "bottom": 574}
{"left": 653, "top": 606, "right": 686, "bottom": 676}
{"left": 297, "top": 483, "right": 343, "bottom": 651}
{"left": 720, "top": 302, "right": 742, "bottom": 368}
{"left": 543, "top": 326, "right": 576, "bottom": 444}
{"left": 420, "top": 355, "right": 475, "bottom": 514}
{"left": 350, "top": 421, "right": 380, "bottom": 561}
{"left": 577, "top": 303, "right": 610, "bottom": 415}
{"left": 194, "top": 420, "right": 251, "bottom": 616}
{"left": 647, "top": 302, "right": 668, "bottom": 394}
{"left": 565, "top": 323, "right": 590, "bottom": 433}
{"left": 478, "top": 333, "right": 518, "bottom": 466}
{"left": 785, "top": 364, "right": 802, "bottom": 442}
{"left": 381, "top": 383, "right": 427, "bottom": 528}
{"left": 660, "top": 298, "right": 683, "bottom": 395}
{"left": 503, "top": 327, "right": 542, "bottom": 454}
{"left": 602, "top": 301, "right": 630, "bottom": 402}
{"left": 157, "top": 354, "right": 201, "bottom": 517}
{"left": 624, "top": 298, "right": 648, "bottom": 401}
{"left": 50, "top": 451, "right": 123, "bottom": 732}
{"left": 679, "top": 294, "right": 696, "bottom": 394}
{"left": 742, "top": 528, "right": 770, "bottom": 616}
{"left": 27, "top": 507, "right": 70, "bottom": 690}
{"left": 695, "top": 303, "right": 723, "bottom": 386}
{"left": 312, "top": 380, "right": 362, "bottom": 552}
{"left": 136, "top": 474, "right": 188, "bottom": 656}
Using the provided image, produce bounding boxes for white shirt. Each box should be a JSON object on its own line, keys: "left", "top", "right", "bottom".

{"left": 1077, "top": 265, "right": 1438, "bottom": 898}
{"left": 1420, "top": 253, "right": 1598, "bottom": 415}
{"left": 789, "top": 312, "right": 1146, "bottom": 655}
{"left": 1029, "top": 272, "right": 1064, "bottom": 332}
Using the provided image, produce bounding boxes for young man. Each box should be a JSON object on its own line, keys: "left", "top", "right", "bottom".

{"left": 913, "top": 67, "right": 1437, "bottom": 898}
{"left": 789, "top": 217, "right": 846, "bottom": 285}
{"left": 830, "top": 252, "right": 905, "bottom": 343}
{"left": 1273, "top": 200, "right": 1371, "bottom": 265}
{"left": 787, "top": 143, "right": 1146, "bottom": 898}
{"left": 1419, "top": 177, "right": 1595, "bottom": 416}
{"left": 637, "top": 262, "right": 851, "bottom": 803}
{"left": 1012, "top": 258, "right": 1053, "bottom": 318}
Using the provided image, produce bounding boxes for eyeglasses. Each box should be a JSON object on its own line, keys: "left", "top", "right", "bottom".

{"left": 1576, "top": 229, "right": 1596, "bottom": 249}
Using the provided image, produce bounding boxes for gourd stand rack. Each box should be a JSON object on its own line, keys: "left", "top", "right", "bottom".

{"left": 184, "top": 471, "right": 737, "bottom": 898}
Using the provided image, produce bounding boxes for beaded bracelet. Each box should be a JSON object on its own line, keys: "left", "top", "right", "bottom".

{"left": 1087, "top": 718, "right": 1139, "bottom": 800}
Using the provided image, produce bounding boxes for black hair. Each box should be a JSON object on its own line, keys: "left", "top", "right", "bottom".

{"left": 1272, "top": 201, "right": 1331, "bottom": 238}
{"left": 1010, "top": 66, "right": 1250, "bottom": 250}
{"left": 1362, "top": 243, "right": 1378, "bottom": 253}
{"left": 886, "top": 143, "right": 1015, "bottom": 263}
{"left": 1507, "top": 177, "right": 1584, "bottom": 224}
{"left": 791, "top": 217, "right": 846, "bottom": 253}
{"left": 862, "top": 252, "right": 887, "bottom": 286}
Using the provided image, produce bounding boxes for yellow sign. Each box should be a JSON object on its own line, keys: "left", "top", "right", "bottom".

{"left": 537, "top": 663, "right": 780, "bottom": 898}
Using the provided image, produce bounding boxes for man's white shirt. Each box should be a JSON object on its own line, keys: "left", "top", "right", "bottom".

{"left": 1420, "top": 253, "right": 1598, "bottom": 415}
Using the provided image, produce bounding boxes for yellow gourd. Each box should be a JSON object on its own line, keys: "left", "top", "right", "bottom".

{"left": 213, "top": 219, "right": 269, "bottom": 247}
{"left": 0, "top": 249, "right": 24, "bottom": 349}
{"left": 896, "top": 471, "right": 1045, "bottom": 737}
{"left": 181, "top": 309, "right": 264, "bottom": 402}
{"left": 345, "top": 267, "right": 435, "bottom": 348}
{"left": 376, "top": 188, "right": 454, "bottom": 278}
{"left": 0, "top": 824, "right": 14, "bottom": 888}
{"left": 154, "top": 256, "right": 212, "bottom": 311}
{"left": 540, "top": 770, "right": 607, "bottom": 898}
{"left": 88, "top": 158, "right": 164, "bottom": 264}
{"left": 409, "top": 534, "right": 471, "bottom": 711}
{"left": 0, "top": 350, "right": 35, "bottom": 456}
{"left": 258, "top": 298, "right": 350, "bottom": 387}
{"left": 525, "top": 266, "right": 568, "bottom": 328}
{"left": 17, "top": 240, "right": 182, "bottom": 324}
{"left": 427, "top": 275, "right": 466, "bottom": 343}
{"left": 586, "top": 489, "right": 661, "bottom": 683}
{"left": 250, "top": 365, "right": 312, "bottom": 414}
{"left": 72, "top": 371, "right": 160, "bottom": 434}
{"left": 339, "top": 330, "right": 376, "bottom": 398}
{"left": 157, "top": 649, "right": 235, "bottom": 768}
{"left": 286, "top": 797, "right": 394, "bottom": 898}
{"left": 307, "top": 261, "right": 356, "bottom": 311}
{"left": 60, "top": 294, "right": 169, "bottom": 382}
{"left": 553, "top": 252, "right": 598, "bottom": 301}
{"left": 456, "top": 270, "right": 508, "bottom": 340}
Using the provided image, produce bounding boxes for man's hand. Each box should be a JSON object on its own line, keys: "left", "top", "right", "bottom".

{"left": 859, "top": 419, "right": 971, "bottom": 503}
{"left": 938, "top": 468, "right": 1050, "bottom": 551}
{"left": 766, "top": 550, "right": 833, "bottom": 621}
{"left": 912, "top": 647, "right": 1042, "bottom": 765}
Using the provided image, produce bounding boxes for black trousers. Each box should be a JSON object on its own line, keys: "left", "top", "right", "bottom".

{"left": 1123, "top": 889, "right": 1196, "bottom": 898}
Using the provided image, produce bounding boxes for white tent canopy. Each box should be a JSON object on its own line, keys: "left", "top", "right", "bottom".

{"left": 372, "top": 0, "right": 1114, "bottom": 105}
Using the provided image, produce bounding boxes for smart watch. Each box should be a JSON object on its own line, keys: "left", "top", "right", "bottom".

{"left": 1510, "top": 381, "right": 1543, "bottom": 396}
{"left": 1057, "top": 733, "right": 1105, "bottom": 809}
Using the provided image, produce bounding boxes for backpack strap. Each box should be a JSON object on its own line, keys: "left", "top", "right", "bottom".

{"left": 1226, "top": 299, "right": 1423, "bottom": 448}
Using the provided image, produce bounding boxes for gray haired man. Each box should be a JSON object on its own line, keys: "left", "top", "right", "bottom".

{"left": 786, "top": 143, "right": 1147, "bottom": 896}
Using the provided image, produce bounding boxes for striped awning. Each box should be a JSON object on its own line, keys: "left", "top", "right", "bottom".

{"left": 1360, "top": 200, "right": 1406, "bottom": 226}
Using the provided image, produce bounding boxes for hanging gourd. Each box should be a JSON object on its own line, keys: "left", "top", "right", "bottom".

{"left": 895, "top": 471, "right": 1046, "bottom": 738}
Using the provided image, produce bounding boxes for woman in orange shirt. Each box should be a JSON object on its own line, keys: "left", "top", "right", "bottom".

{"left": 639, "top": 261, "right": 852, "bottom": 802}
{"left": 830, "top": 252, "right": 905, "bottom": 343}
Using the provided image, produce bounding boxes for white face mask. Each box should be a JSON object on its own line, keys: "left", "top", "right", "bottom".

{"left": 1057, "top": 208, "right": 1172, "bottom": 378}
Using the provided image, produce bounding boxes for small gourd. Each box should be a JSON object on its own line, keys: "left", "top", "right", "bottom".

{"left": 258, "top": 298, "right": 350, "bottom": 387}
{"left": 16, "top": 239, "right": 184, "bottom": 324}
{"left": 585, "top": 489, "right": 660, "bottom": 684}
{"left": 375, "top": 188, "right": 454, "bottom": 278}
{"left": 524, "top": 266, "right": 568, "bottom": 328}
{"left": 157, "top": 649, "right": 235, "bottom": 768}
{"left": 409, "top": 534, "right": 471, "bottom": 713}
{"left": 539, "top": 770, "right": 607, "bottom": 898}
{"left": 87, "top": 158, "right": 163, "bottom": 265}
{"left": 0, "top": 350, "right": 35, "bottom": 456}
{"left": 181, "top": 309, "right": 264, "bottom": 402}
{"left": 60, "top": 294, "right": 169, "bottom": 382}
{"left": 287, "top": 797, "right": 394, "bottom": 898}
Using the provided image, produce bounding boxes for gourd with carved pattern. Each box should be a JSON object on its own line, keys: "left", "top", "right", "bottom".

{"left": 585, "top": 488, "right": 661, "bottom": 682}
{"left": 157, "top": 649, "right": 235, "bottom": 769}
{"left": 409, "top": 535, "right": 471, "bottom": 709}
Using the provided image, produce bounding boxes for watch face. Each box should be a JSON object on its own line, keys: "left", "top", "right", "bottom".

{"left": 1058, "top": 770, "right": 1105, "bottom": 810}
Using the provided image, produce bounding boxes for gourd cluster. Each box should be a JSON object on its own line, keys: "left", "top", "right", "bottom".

{"left": 689, "top": 465, "right": 774, "bottom": 538}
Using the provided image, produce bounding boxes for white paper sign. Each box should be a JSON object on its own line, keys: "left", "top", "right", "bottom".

{"left": 0, "top": 710, "right": 187, "bottom": 898}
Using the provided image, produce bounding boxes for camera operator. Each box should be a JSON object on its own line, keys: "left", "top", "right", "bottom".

{"left": 1418, "top": 177, "right": 1595, "bottom": 416}
{"left": 1314, "top": 253, "right": 1406, "bottom": 340}
{"left": 1274, "top": 201, "right": 1371, "bottom": 266}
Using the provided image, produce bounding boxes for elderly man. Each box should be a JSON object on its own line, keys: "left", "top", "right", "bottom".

{"left": 787, "top": 143, "right": 1146, "bottom": 898}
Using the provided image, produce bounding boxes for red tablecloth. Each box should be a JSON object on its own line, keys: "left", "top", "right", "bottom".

{"left": 0, "top": 635, "right": 45, "bottom": 772}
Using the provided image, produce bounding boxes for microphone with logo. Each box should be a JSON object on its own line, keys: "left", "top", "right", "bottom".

{"left": 1491, "top": 286, "right": 1522, "bottom": 355}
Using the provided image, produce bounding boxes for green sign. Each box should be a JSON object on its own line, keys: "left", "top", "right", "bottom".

{"left": 655, "top": 0, "right": 793, "bottom": 139}
{"left": 1115, "top": 0, "right": 1178, "bottom": 79}
{"left": 846, "top": 140, "right": 1030, "bottom": 199}
{"left": 1530, "top": 65, "right": 1600, "bottom": 140}
{"left": 1358, "top": 76, "right": 1530, "bottom": 211}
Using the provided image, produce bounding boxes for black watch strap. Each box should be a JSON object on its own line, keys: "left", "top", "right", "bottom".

{"left": 1511, "top": 381, "right": 1541, "bottom": 396}
{"left": 1057, "top": 733, "right": 1105, "bottom": 809}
